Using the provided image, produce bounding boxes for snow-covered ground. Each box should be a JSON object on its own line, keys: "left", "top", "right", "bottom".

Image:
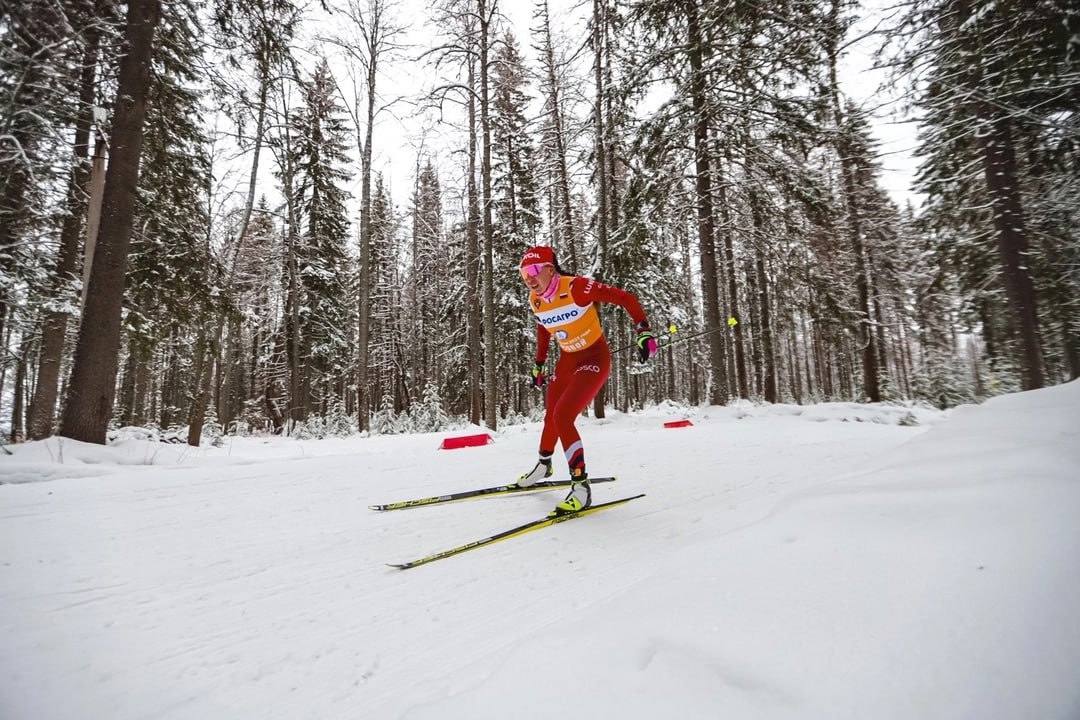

{"left": 1, "top": 384, "right": 1078, "bottom": 719}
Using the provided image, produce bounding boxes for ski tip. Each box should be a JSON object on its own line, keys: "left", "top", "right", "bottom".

{"left": 594, "top": 492, "right": 646, "bottom": 508}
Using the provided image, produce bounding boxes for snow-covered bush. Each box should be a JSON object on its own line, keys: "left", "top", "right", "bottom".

{"left": 912, "top": 353, "right": 976, "bottom": 409}
{"left": 408, "top": 383, "right": 451, "bottom": 433}
{"left": 370, "top": 394, "right": 407, "bottom": 435}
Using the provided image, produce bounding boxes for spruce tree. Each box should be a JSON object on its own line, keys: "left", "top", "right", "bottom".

{"left": 899, "top": 0, "right": 1080, "bottom": 389}
{"left": 61, "top": 0, "right": 163, "bottom": 444}
{"left": 286, "top": 59, "right": 354, "bottom": 415}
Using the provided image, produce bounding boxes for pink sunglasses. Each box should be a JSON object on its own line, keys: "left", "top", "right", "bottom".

{"left": 520, "top": 263, "right": 549, "bottom": 278}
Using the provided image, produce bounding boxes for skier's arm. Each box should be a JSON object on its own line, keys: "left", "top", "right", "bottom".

{"left": 570, "top": 277, "right": 649, "bottom": 327}
{"left": 535, "top": 323, "right": 552, "bottom": 364}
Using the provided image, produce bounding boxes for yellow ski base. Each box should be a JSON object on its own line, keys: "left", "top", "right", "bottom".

{"left": 370, "top": 476, "right": 617, "bottom": 511}
{"left": 388, "top": 493, "right": 645, "bottom": 570}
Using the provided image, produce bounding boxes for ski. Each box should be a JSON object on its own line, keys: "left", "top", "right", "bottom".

{"left": 369, "top": 476, "right": 617, "bottom": 512}
{"left": 387, "top": 493, "right": 646, "bottom": 570}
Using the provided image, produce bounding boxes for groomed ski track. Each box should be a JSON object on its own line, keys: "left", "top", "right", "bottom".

{"left": 6, "top": 394, "right": 1076, "bottom": 720}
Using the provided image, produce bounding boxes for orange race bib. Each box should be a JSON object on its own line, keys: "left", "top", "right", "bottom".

{"left": 531, "top": 276, "right": 603, "bottom": 353}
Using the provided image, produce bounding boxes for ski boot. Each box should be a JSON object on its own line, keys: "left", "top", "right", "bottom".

{"left": 551, "top": 469, "right": 590, "bottom": 516}
{"left": 516, "top": 457, "right": 553, "bottom": 487}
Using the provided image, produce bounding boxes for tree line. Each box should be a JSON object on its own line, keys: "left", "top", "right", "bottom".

{"left": 1, "top": 0, "right": 1076, "bottom": 445}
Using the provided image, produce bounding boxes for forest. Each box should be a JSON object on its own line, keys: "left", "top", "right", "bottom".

{"left": 1, "top": 0, "right": 1077, "bottom": 446}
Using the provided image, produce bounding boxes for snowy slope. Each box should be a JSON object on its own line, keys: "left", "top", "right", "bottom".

{"left": 1, "top": 385, "right": 1078, "bottom": 720}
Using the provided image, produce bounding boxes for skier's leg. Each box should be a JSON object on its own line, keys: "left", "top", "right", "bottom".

{"left": 551, "top": 344, "right": 611, "bottom": 514}
{"left": 518, "top": 361, "right": 568, "bottom": 485}
{"left": 552, "top": 349, "right": 611, "bottom": 475}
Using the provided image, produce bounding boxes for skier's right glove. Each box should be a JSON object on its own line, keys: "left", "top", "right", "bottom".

{"left": 635, "top": 322, "right": 659, "bottom": 363}
{"left": 530, "top": 361, "right": 547, "bottom": 388}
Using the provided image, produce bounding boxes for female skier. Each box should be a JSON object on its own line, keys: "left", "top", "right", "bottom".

{"left": 516, "top": 245, "right": 658, "bottom": 516}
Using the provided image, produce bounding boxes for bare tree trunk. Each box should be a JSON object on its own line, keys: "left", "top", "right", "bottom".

{"left": 895, "top": 299, "right": 913, "bottom": 397}
{"left": 715, "top": 155, "right": 746, "bottom": 399}
{"left": 744, "top": 253, "right": 762, "bottom": 395}
{"left": 28, "top": 18, "right": 101, "bottom": 439}
{"left": 686, "top": 1, "right": 726, "bottom": 406}
{"left": 591, "top": 0, "right": 610, "bottom": 420}
{"left": 241, "top": 82, "right": 270, "bottom": 243}
{"left": 466, "top": 52, "right": 483, "bottom": 426}
{"left": 330, "top": 0, "right": 401, "bottom": 432}
{"left": 979, "top": 115, "right": 1044, "bottom": 389}
{"left": 825, "top": 2, "right": 880, "bottom": 402}
{"left": 356, "top": 84, "right": 374, "bottom": 433}
{"left": 801, "top": 312, "right": 814, "bottom": 400}
{"left": 187, "top": 328, "right": 216, "bottom": 446}
{"left": 873, "top": 279, "right": 889, "bottom": 383}
{"left": 478, "top": 0, "right": 497, "bottom": 431}
{"left": 790, "top": 317, "right": 804, "bottom": 403}
{"left": 10, "top": 340, "right": 28, "bottom": 442}
{"left": 132, "top": 347, "right": 150, "bottom": 424}
{"left": 683, "top": 224, "right": 701, "bottom": 406}
{"left": 537, "top": 0, "right": 575, "bottom": 258}
{"left": 592, "top": 0, "right": 610, "bottom": 274}
{"left": 81, "top": 135, "right": 107, "bottom": 309}
{"left": 188, "top": 73, "right": 273, "bottom": 446}
{"left": 753, "top": 236, "right": 777, "bottom": 402}
{"left": 941, "top": 0, "right": 1044, "bottom": 390}
{"left": 814, "top": 320, "right": 832, "bottom": 398}
{"left": 743, "top": 106, "right": 776, "bottom": 403}
{"left": 61, "top": 0, "right": 161, "bottom": 444}
{"left": 216, "top": 318, "right": 236, "bottom": 429}
{"left": 286, "top": 225, "right": 302, "bottom": 424}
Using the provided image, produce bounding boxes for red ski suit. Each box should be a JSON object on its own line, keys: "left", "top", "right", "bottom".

{"left": 529, "top": 275, "right": 648, "bottom": 475}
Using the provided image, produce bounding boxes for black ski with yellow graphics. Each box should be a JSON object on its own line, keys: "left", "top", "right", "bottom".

{"left": 369, "top": 476, "right": 617, "bottom": 512}
{"left": 388, "top": 493, "right": 645, "bottom": 570}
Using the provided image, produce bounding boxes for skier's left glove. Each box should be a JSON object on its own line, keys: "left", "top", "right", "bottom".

{"left": 530, "top": 361, "right": 547, "bottom": 388}
{"left": 635, "top": 322, "right": 658, "bottom": 363}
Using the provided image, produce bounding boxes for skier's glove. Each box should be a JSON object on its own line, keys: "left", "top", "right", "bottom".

{"left": 635, "top": 322, "right": 659, "bottom": 363}
{"left": 530, "top": 361, "right": 547, "bottom": 388}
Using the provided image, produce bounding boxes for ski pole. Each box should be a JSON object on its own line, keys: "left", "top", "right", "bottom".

{"left": 613, "top": 323, "right": 731, "bottom": 356}
{"left": 611, "top": 323, "right": 681, "bottom": 356}
{"left": 655, "top": 324, "right": 728, "bottom": 352}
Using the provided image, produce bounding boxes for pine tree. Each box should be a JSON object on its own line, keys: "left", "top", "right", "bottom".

{"left": 900, "top": 0, "right": 1080, "bottom": 389}
{"left": 321, "top": 0, "right": 407, "bottom": 431}
{"left": 532, "top": 0, "right": 579, "bottom": 255}
{"left": 226, "top": 197, "right": 283, "bottom": 430}
{"left": 366, "top": 174, "right": 403, "bottom": 414}
{"left": 624, "top": 0, "right": 729, "bottom": 404}
{"left": 286, "top": 59, "right": 354, "bottom": 416}
{"left": 425, "top": 0, "right": 489, "bottom": 424}
{"left": 0, "top": 0, "right": 97, "bottom": 350}
{"left": 490, "top": 30, "right": 541, "bottom": 247}
{"left": 25, "top": 0, "right": 111, "bottom": 439}
{"left": 407, "top": 160, "right": 444, "bottom": 408}
{"left": 489, "top": 28, "right": 542, "bottom": 417}
{"left": 123, "top": 1, "right": 220, "bottom": 435}
{"left": 61, "top": 0, "right": 163, "bottom": 444}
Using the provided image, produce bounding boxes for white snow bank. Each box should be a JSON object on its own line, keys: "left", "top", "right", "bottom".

{"left": 404, "top": 382, "right": 1080, "bottom": 720}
